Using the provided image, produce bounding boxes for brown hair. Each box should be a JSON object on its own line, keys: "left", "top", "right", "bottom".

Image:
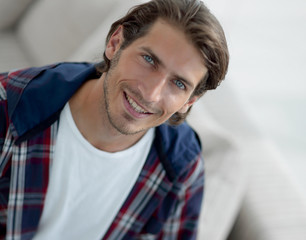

{"left": 98, "top": 0, "right": 229, "bottom": 125}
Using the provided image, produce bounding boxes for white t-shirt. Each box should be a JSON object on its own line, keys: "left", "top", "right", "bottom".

{"left": 33, "top": 103, "right": 155, "bottom": 240}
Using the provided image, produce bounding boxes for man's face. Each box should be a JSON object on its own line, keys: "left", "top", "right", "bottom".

{"left": 102, "top": 19, "right": 207, "bottom": 136}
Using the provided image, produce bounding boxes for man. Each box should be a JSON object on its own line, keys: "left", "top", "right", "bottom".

{"left": 0, "top": 0, "right": 229, "bottom": 239}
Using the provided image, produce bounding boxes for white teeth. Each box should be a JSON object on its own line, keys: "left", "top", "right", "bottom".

{"left": 126, "top": 95, "right": 148, "bottom": 113}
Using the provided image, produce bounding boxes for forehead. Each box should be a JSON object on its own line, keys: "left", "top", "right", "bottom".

{"left": 129, "top": 19, "right": 207, "bottom": 88}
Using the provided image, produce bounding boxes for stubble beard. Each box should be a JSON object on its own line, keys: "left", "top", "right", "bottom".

{"left": 102, "top": 50, "right": 148, "bottom": 136}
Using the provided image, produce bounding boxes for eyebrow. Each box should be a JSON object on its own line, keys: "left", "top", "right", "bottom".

{"left": 140, "top": 47, "right": 195, "bottom": 89}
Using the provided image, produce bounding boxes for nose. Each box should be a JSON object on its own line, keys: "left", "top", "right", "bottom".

{"left": 138, "top": 73, "right": 167, "bottom": 102}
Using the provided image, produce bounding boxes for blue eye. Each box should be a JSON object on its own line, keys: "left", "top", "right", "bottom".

{"left": 174, "top": 79, "right": 186, "bottom": 90}
{"left": 144, "top": 55, "right": 154, "bottom": 65}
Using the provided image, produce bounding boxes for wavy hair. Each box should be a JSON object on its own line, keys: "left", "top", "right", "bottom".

{"left": 97, "top": 0, "right": 229, "bottom": 125}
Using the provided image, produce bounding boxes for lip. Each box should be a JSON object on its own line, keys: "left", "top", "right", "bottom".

{"left": 123, "top": 92, "right": 153, "bottom": 119}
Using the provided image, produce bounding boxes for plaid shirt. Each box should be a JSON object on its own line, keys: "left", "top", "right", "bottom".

{"left": 0, "top": 63, "right": 204, "bottom": 240}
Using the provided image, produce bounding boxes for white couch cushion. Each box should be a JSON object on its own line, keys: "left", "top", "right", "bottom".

{"left": 227, "top": 139, "right": 306, "bottom": 240}
{"left": 0, "top": 31, "right": 32, "bottom": 72}
{"left": 69, "top": 0, "right": 145, "bottom": 63}
{"left": 16, "top": 0, "right": 119, "bottom": 65}
{"left": 0, "top": 0, "right": 35, "bottom": 30}
{"left": 188, "top": 102, "right": 247, "bottom": 240}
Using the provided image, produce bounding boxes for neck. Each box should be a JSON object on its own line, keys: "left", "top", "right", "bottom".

{"left": 69, "top": 76, "right": 146, "bottom": 153}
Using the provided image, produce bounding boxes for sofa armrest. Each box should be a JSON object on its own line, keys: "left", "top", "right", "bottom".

{"left": 0, "top": 0, "right": 35, "bottom": 30}
{"left": 188, "top": 104, "right": 248, "bottom": 240}
{"left": 227, "top": 139, "right": 306, "bottom": 240}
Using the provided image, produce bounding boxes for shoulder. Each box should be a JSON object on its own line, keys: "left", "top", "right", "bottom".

{"left": 155, "top": 122, "right": 202, "bottom": 180}
{"left": 157, "top": 122, "right": 201, "bottom": 153}
{"left": 3, "top": 62, "right": 97, "bottom": 141}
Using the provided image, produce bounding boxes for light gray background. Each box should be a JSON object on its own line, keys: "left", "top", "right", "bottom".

{"left": 204, "top": 0, "right": 306, "bottom": 192}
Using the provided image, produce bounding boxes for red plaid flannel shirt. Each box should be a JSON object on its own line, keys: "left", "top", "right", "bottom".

{"left": 0, "top": 63, "right": 204, "bottom": 240}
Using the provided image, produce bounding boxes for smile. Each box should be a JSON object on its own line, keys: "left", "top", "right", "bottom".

{"left": 125, "top": 93, "right": 150, "bottom": 114}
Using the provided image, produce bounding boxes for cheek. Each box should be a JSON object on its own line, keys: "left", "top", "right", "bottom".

{"left": 162, "top": 95, "right": 188, "bottom": 114}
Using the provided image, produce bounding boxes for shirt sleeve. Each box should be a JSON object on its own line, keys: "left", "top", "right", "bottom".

{"left": 0, "top": 71, "right": 10, "bottom": 237}
{"left": 138, "top": 153, "right": 205, "bottom": 240}
{"left": 0, "top": 71, "right": 10, "bottom": 161}
{"left": 0, "top": 72, "right": 8, "bottom": 144}
{"left": 160, "top": 154, "right": 204, "bottom": 240}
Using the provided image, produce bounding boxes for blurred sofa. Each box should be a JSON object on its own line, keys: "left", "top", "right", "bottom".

{"left": 1, "top": 0, "right": 306, "bottom": 239}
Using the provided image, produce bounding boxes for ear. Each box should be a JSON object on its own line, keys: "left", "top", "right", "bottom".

{"left": 177, "top": 96, "right": 198, "bottom": 114}
{"left": 105, "top": 25, "right": 124, "bottom": 60}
